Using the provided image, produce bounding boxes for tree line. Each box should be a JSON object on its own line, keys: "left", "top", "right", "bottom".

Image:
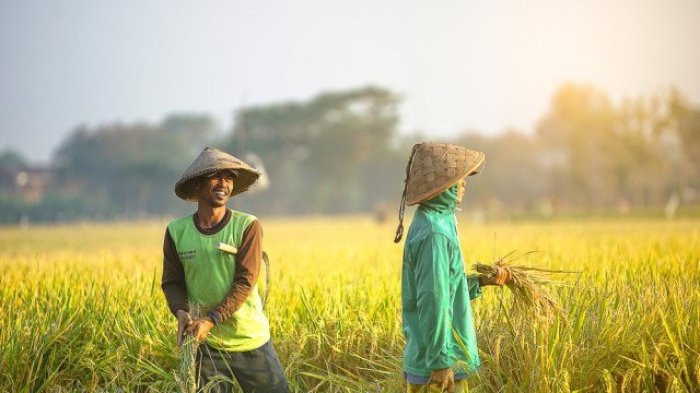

{"left": 0, "top": 83, "right": 698, "bottom": 223}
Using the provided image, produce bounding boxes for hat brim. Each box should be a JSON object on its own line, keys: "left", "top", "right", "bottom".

{"left": 175, "top": 167, "right": 260, "bottom": 201}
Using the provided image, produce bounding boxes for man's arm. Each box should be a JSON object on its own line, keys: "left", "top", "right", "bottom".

{"left": 468, "top": 267, "right": 510, "bottom": 295}
{"left": 161, "top": 228, "right": 189, "bottom": 315}
{"left": 208, "top": 220, "right": 263, "bottom": 324}
{"left": 465, "top": 274, "right": 483, "bottom": 300}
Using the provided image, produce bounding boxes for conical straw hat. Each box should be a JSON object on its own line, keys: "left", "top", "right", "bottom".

{"left": 405, "top": 142, "right": 485, "bottom": 205}
{"left": 394, "top": 142, "right": 485, "bottom": 242}
{"left": 174, "top": 147, "right": 261, "bottom": 201}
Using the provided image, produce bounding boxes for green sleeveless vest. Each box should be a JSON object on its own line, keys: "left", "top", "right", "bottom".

{"left": 167, "top": 210, "right": 270, "bottom": 352}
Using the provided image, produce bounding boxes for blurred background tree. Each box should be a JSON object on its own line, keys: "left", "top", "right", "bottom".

{"left": 49, "top": 114, "right": 217, "bottom": 219}
{"left": 225, "top": 86, "right": 401, "bottom": 215}
{"left": 1, "top": 83, "right": 698, "bottom": 223}
{"left": 0, "top": 148, "right": 28, "bottom": 167}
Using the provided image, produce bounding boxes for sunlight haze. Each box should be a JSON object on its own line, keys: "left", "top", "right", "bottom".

{"left": 1, "top": 0, "right": 698, "bottom": 162}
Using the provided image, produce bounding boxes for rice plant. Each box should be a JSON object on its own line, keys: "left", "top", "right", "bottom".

{"left": 0, "top": 217, "right": 697, "bottom": 392}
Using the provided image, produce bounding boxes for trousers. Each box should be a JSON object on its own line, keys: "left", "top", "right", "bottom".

{"left": 196, "top": 340, "right": 289, "bottom": 393}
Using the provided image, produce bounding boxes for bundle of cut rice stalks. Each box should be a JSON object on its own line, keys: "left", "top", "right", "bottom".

{"left": 175, "top": 304, "right": 203, "bottom": 393}
{"left": 474, "top": 250, "right": 577, "bottom": 317}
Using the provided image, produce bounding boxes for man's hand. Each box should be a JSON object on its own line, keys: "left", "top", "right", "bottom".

{"left": 186, "top": 318, "right": 215, "bottom": 344}
{"left": 480, "top": 266, "right": 511, "bottom": 287}
{"left": 430, "top": 368, "right": 455, "bottom": 393}
{"left": 493, "top": 266, "right": 510, "bottom": 286}
{"left": 176, "top": 310, "right": 193, "bottom": 347}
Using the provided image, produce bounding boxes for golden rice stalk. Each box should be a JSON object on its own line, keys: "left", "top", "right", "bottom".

{"left": 474, "top": 250, "right": 577, "bottom": 317}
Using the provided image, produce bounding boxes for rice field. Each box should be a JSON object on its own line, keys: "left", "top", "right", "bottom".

{"left": 0, "top": 216, "right": 698, "bottom": 392}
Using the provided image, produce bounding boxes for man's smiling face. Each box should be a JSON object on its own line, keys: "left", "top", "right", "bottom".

{"left": 197, "top": 170, "right": 235, "bottom": 207}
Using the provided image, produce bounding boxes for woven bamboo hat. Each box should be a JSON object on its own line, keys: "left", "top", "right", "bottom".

{"left": 174, "top": 147, "right": 261, "bottom": 201}
{"left": 393, "top": 142, "right": 485, "bottom": 242}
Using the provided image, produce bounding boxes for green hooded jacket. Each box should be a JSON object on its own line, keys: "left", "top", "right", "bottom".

{"left": 401, "top": 185, "right": 482, "bottom": 377}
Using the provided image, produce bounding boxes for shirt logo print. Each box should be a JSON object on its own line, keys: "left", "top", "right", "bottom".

{"left": 178, "top": 250, "right": 197, "bottom": 261}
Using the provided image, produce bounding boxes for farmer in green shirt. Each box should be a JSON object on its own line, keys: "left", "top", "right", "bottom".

{"left": 162, "top": 147, "right": 288, "bottom": 393}
{"left": 394, "top": 142, "right": 509, "bottom": 393}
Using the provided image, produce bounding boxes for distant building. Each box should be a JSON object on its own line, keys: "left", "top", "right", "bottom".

{"left": 0, "top": 164, "right": 55, "bottom": 203}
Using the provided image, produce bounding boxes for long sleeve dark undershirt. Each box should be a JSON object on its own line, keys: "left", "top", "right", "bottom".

{"left": 161, "top": 228, "right": 189, "bottom": 315}
{"left": 161, "top": 213, "right": 263, "bottom": 322}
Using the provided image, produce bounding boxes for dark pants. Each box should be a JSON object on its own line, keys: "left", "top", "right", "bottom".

{"left": 196, "top": 340, "right": 289, "bottom": 393}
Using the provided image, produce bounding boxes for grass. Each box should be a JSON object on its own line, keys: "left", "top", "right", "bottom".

{"left": 0, "top": 216, "right": 698, "bottom": 392}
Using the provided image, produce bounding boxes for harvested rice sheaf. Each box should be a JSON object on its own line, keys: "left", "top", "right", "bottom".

{"left": 474, "top": 251, "right": 577, "bottom": 317}
{"left": 176, "top": 305, "right": 204, "bottom": 393}
{"left": 178, "top": 337, "right": 197, "bottom": 393}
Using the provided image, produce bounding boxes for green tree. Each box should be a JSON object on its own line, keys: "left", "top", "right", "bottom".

{"left": 0, "top": 148, "right": 28, "bottom": 167}
{"left": 455, "top": 130, "right": 543, "bottom": 211}
{"left": 669, "top": 89, "right": 700, "bottom": 192}
{"left": 613, "top": 92, "right": 676, "bottom": 205}
{"left": 53, "top": 114, "right": 217, "bottom": 218}
{"left": 536, "top": 83, "right": 618, "bottom": 207}
{"left": 226, "top": 86, "right": 400, "bottom": 214}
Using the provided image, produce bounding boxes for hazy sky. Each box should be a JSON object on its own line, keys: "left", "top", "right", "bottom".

{"left": 1, "top": 0, "right": 699, "bottom": 162}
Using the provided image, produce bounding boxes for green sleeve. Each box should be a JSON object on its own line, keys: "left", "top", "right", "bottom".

{"left": 413, "top": 234, "right": 455, "bottom": 371}
{"left": 466, "top": 274, "right": 483, "bottom": 300}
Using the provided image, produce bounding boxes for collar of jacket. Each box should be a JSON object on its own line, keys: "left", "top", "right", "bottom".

{"left": 417, "top": 184, "right": 458, "bottom": 214}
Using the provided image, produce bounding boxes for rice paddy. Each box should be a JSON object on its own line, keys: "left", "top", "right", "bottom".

{"left": 0, "top": 216, "right": 698, "bottom": 392}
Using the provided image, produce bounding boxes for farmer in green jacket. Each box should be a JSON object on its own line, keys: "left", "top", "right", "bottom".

{"left": 394, "top": 142, "right": 509, "bottom": 393}
{"left": 161, "top": 147, "right": 288, "bottom": 393}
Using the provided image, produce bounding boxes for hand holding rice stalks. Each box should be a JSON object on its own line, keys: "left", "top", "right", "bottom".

{"left": 474, "top": 250, "right": 577, "bottom": 317}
